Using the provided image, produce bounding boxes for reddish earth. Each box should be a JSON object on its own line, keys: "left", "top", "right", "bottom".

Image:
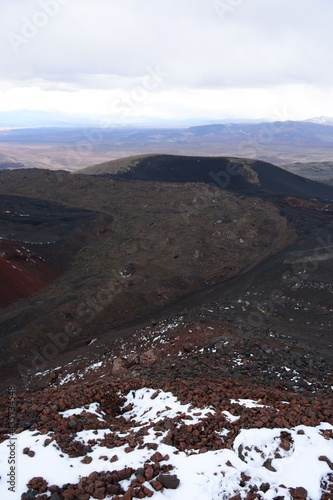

{"left": 0, "top": 239, "right": 59, "bottom": 308}
{"left": 0, "top": 193, "right": 113, "bottom": 310}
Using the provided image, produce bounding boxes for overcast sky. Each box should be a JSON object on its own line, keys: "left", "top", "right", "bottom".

{"left": 1, "top": 0, "right": 333, "bottom": 122}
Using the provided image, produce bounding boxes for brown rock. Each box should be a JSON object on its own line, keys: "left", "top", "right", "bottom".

{"left": 112, "top": 358, "right": 127, "bottom": 375}
{"left": 263, "top": 458, "right": 276, "bottom": 472}
{"left": 62, "top": 490, "right": 76, "bottom": 500}
{"left": 157, "top": 474, "right": 180, "bottom": 489}
{"left": 319, "top": 455, "right": 333, "bottom": 470}
{"left": 260, "top": 483, "right": 270, "bottom": 493}
{"left": 86, "top": 483, "right": 94, "bottom": 495}
{"left": 89, "top": 472, "right": 98, "bottom": 481}
{"left": 93, "top": 488, "right": 106, "bottom": 499}
{"left": 147, "top": 442, "right": 158, "bottom": 450}
{"left": 27, "top": 477, "right": 48, "bottom": 492}
{"left": 140, "top": 349, "right": 157, "bottom": 365}
{"left": 151, "top": 451, "right": 164, "bottom": 462}
{"left": 106, "top": 484, "right": 121, "bottom": 495}
{"left": 81, "top": 456, "right": 92, "bottom": 464}
{"left": 110, "top": 454, "right": 118, "bottom": 463}
{"left": 145, "top": 465, "right": 155, "bottom": 481}
{"left": 150, "top": 479, "right": 164, "bottom": 491}
{"left": 290, "top": 487, "right": 308, "bottom": 499}
{"left": 95, "top": 480, "right": 105, "bottom": 489}
{"left": 280, "top": 431, "right": 293, "bottom": 451}
{"left": 116, "top": 467, "right": 133, "bottom": 481}
{"left": 122, "top": 491, "right": 133, "bottom": 500}
{"left": 150, "top": 390, "right": 160, "bottom": 400}
{"left": 142, "top": 486, "right": 154, "bottom": 497}
{"left": 240, "top": 472, "right": 251, "bottom": 485}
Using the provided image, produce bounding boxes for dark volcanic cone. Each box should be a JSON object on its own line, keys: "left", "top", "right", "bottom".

{"left": 84, "top": 154, "right": 333, "bottom": 201}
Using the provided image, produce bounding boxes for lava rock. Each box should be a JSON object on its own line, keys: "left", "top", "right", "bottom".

{"left": 157, "top": 474, "right": 180, "bottom": 489}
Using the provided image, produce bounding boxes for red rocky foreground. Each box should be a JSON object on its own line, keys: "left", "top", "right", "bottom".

{"left": 0, "top": 359, "right": 332, "bottom": 499}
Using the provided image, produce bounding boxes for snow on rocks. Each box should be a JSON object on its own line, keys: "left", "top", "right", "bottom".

{"left": 0, "top": 381, "right": 332, "bottom": 499}
{"left": 60, "top": 402, "right": 106, "bottom": 422}
{"left": 121, "top": 388, "right": 214, "bottom": 425}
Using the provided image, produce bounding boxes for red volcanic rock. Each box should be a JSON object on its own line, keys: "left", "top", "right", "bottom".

{"left": 140, "top": 349, "right": 157, "bottom": 365}
{"left": 157, "top": 474, "right": 180, "bottom": 489}
{"left": 22, "top": 447, "right": 35, "bottom": 457}
{"left": 144, "top": 465, "right": 155, "bottom": 481}
{"left": 151, "top": 451, "right": 164, "bottom": 462}
{"left": 92, "top": 488, "right": 106, "bottom": 499}
{"left": 0, "top": 239, "right": 59, "bottom": 308}
{"left": 115, "top": 467, "right": 134, "bottom": 481}
{"left": 279, "top": 431, "right": 293, "bottom": 451}
{"left": 319, "top": 456, "right": 333, "bottom": 471}
{"left": 290, "top": 486, "right": 308, "bottom": 499}
{"left": 142, "top": 486, "right": 154, "bottom": 497}
{"left": 263, "top": 459, "right": 276, "bottom": 472}
{"left": 106, "top": 484, "right": 121, "bottom": 495}
{"left": 112, "top": 358, "right": 127, "bottom": 376}
{"left": 146, "top": 442, "right": 158, "bottom": 450}
{"left": 150, "top": 479, "right": 164, "bottom": 491}
{"left": 27, "top": 477, "right": 48, "bottom": 493}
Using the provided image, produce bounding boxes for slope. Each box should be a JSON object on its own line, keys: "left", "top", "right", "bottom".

{"left": 79, "top": 154, "right": 333, "bottom": 201}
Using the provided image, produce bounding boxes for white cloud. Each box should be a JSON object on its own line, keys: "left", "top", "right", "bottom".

{"left": 0, "top": 0, "right": 332, "bottom": 120}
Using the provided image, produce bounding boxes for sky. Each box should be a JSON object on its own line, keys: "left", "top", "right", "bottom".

{"left": 1, "top": 0, "right": 333, "bottom": 123}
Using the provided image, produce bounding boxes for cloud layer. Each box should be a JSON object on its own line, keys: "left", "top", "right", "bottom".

{"left": 0, "top": 0, "right": 332, "bottom": 120}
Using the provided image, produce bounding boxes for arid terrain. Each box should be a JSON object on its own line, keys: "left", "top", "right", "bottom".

{"left": 0, "top": 154, "right": 332, "bottom": 499}
{"left": 1, "top": 121, "right": 333, "bottom": 172}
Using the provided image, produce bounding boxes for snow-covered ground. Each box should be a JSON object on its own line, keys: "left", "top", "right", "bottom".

{"left": 0, "top": 387, "right": 332, "bottom": 499}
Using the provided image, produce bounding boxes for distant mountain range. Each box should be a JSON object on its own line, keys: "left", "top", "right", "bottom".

{"left": 305, "top": 116, "right": 333, "bottom": 126}
{"left": 0, "top": 118, "right": 333, "bottom": 171}
{"left": 1, "top": 109, "right": 333, "bottom": 129}
{"left": 1, "top": 120, "right": 333, "bottom": 146}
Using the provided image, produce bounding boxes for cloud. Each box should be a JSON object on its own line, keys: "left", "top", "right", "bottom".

{"left": 0, "top": 0, "right": 332, "bottom": 118}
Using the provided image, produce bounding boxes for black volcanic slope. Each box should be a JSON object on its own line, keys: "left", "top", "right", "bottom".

{"left": 98, "top": 155, "right": 333, "bottom": 201}
{"left": 0, "top": 194, "right": 113, "bottom": 307}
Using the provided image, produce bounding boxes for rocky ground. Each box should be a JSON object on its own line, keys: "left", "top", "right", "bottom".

{"left": 0, "top": 312, "right": 332, "bottom": 499}
{"left": 0, "top": 157, "right": 332, "bottom": 498}
{"left": 0, "top": 167, "right": 295, "bottom": 386}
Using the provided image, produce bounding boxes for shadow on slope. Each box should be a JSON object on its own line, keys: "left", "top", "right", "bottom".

{"left": 0, "top": 194, "right": 113, "bottom": 308}
{"left": 83, "top": 155, "right": 333, "bottom": 201}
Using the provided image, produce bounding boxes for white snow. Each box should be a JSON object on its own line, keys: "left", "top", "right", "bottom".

{"left": 60, "top": 402, "right": 106, "bottom": 421}
{"left": 121, "top": 388, "right": 214, "bottom": 425}
{"left": 230, "top": 399, "right": 268, "bottom": 409}
{"left": 222, "top": 410, "right": 240, "bottom": 423}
